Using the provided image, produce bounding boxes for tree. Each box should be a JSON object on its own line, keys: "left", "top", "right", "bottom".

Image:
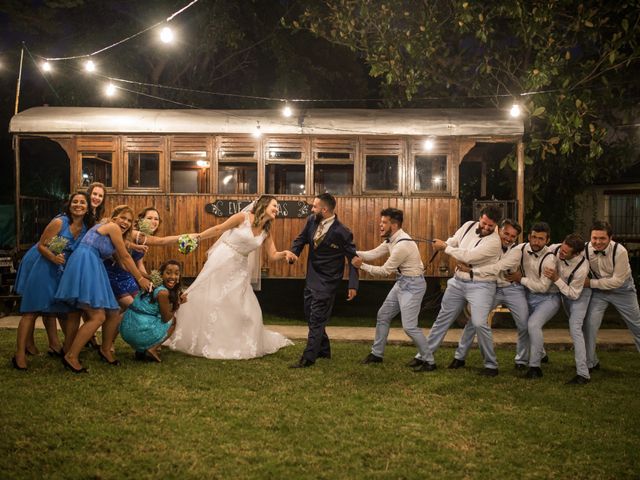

{"left": 295, "top": 0, "right": 640, "bottom": 235}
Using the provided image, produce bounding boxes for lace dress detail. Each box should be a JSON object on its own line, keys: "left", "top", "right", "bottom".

{"left": 166, "top": 213, "right": 292, "bottom": 359}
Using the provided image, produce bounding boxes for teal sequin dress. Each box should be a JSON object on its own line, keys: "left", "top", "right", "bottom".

{"left": 120, "top": 286, "right": 172, "bottom": 352}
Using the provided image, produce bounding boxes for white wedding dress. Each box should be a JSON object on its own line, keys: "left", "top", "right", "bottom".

{"left": 166, "top": 213, "right": 293, "bottom": 359}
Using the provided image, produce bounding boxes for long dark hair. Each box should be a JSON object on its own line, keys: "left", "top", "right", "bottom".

{"left": 64, "top": 191, "right": 95, "bottom": 228}
{"left": 251, "top": 195, "right": 277, "bottom": 234}
{"left": 87, "top": 182, "right": 107, "bottom": 222}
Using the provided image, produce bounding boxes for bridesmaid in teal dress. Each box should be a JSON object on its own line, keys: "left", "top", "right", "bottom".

{"left": 120, "top": 260, "right": 183, "bottom": 362}
{"left": 12, "top": 192, "right": 92, "bottom": 370}
{"left": 55, "top": 205, "right": 152, "bottom": 373}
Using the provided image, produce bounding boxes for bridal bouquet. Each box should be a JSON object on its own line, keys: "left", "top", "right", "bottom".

{"left": 149, "top": 269, "right": 163, "bottom": 289}
{"left": 177, "top": 234, "right": 198, "bottom": 254}
{"left": 137, "top": 218, "right": 155, "bottom": 236}
{"left": 47, "top": 235, "right": 69, "bottom": 255}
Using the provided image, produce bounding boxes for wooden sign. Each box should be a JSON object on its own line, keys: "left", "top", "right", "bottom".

{"left": 205, "top": 200, "right": 312, "bottom": 218}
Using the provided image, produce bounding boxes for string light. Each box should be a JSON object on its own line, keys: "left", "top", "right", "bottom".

{"left": 84, "top": 59, "right": 96, "bottom": 73}
{"left": 510, "top": 103, "right": 521, "bottom": 118}
{"left": 252, "top": 121, "right": 262, "bottom": 138}
{"left": 41, "top": 61, "right": 52, "bottom": 72}
{"left": 105, "top": 83, "right": 116, "bottom": 97}
{"left": 423, "top": 137, "right": 435, "bottom": 151}
{"left": 282, "top": 104, "right": 293, "bottom": 117}
{"left": 160, "top": 26, "right": 174, "bottom": 44}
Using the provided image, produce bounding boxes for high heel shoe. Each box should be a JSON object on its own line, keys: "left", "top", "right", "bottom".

{"left": 98, "top": 350, "right": 121, "bottom": 366}
{"left": 61, "top": 356, "right": 87, "bottom": 374}
{"left": 11, "top": 356, "right": 27, "bottom": 371}
{"left": 47, "top": 348, "right": 64, "bottom": 358}
{"left": 85, "top": 336, "right": 101, "bottom": 350}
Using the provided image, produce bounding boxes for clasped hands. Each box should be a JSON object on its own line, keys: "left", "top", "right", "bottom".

{"left": 283, "top": 250, "right": 298, "bottom": 264}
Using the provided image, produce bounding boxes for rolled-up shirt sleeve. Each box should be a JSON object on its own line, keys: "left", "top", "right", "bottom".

{"left": 590, "top": 249, "right": 631, "bottom": 290}
{"left": 445, "top": 234, "right": 501, "bottom": 266}
{"left": 361, "top": 243, "right": 411, "bottom": 277}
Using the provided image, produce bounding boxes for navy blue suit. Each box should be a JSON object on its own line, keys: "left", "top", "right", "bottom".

{"left": 291, "top": 214, "right": 359, "bottom": 362}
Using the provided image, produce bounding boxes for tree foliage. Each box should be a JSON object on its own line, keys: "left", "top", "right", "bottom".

{"left": 295, "top": 0, "right": 640, "bottom": 232}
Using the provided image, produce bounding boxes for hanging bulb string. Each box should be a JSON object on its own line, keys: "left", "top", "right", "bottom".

{"left": 38, "top": 0, "right": 200, "bottom": 61}
{"left": 23, "top": 43, "right": 61, "bottom": 101}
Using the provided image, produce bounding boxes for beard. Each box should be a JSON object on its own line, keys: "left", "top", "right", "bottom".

{"left": 314, "top": 212, "right": 324, "bottom": 223}
{"left": 475, "top": 227, "right": 491, "bottom": 237}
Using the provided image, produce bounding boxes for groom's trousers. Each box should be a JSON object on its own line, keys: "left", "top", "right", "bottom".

{"left": 302, "top": 286, "right": 336, "bottom": 362}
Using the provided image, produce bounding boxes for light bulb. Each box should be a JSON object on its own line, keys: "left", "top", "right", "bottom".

{"left": 252, "top": 123, "right": 262, "bottom": 138}
{"left": 510, "top": 104, "right": 521, "bottom": 118}
{"left": 160, "top": 26, "right": 174, "bottom": 44}
{"left": 42, "top": 61, "right": 52, "bottom": 72}
{"left": 423, "top": 138, "right": 435, "bottom": 151}
{"left": 282, "top": 105, "right": 293, "bottom": 117}
{"left": 105, "top": 83, "right": 116, "bottom": 97}
{"left": 85, "top": 59, "right": 96, "bottom": 72}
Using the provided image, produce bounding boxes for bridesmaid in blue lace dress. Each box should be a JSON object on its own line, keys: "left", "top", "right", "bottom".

{"left": 120, "top": 260, "right": 183, "bottom": 362}
{"left": 55, "top": 205, "right": 152, "bottom": 373}
{"left": 12, "top": 192, "right": 92, "bottom": 370}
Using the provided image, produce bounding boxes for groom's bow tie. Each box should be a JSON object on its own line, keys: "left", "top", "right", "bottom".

{"left": 527, "top": 251, "right": 538, "bottom": 257}
{"left": 595, "top": 250, "right": 606, "bottom": 256}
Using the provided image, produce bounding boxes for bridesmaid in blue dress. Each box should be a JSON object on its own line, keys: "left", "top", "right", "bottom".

{"left": 105, "top": 207, "right": 182, "bottom": 311}
{"left": 120, "top": 260, "right": 183, "bottom": 362}
{"left": 12, "top": 192, "right": 92, "bottom": 370}
{"left": 55, "top": 205, "right": 152, "bottom": 373}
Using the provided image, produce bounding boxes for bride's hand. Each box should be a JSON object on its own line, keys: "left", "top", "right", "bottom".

{"left": 283, "top": 250, "right": 298, "bottom": 264}
{"left": 179, "top": 292, "right": 188, "bottom": 304}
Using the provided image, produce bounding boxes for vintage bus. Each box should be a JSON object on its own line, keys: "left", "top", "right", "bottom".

{"left": 9, "top": 106, "right": 524, "bottom": 281}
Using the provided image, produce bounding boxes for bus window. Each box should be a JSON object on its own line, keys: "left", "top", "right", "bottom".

{"left": 266, "top": 164, "right": 305, "bottom": 195}
{"left": 365, "top": 155, "right": 398, "bottom": 191}
{"left": 81, "top": 152, "right": 112, "bottom": 187}
{"left": 127, "top": 152, "right": 160, "bottom": 188}
{"left": 218, "top": 164, "right": 257, "bottom": 195}
{"left": 414, "top": 154, "right": 448, "bottom": 193}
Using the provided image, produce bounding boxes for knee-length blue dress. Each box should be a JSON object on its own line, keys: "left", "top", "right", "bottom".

{"left": 15, "top": 215, "right": 87, "bottom": 313}
{"left": 104, "top": 249, "right": 145, "bottom": 298}
{"left": 54, "top": 224, "right": 120, "bottom": 310}
{"left": 120, "top": 286, "right": 172, "bottom": 352}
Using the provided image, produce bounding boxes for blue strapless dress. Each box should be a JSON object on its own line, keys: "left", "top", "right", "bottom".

{"left": 15, "top": 215, "right": 87, "bottom": 313}
{"left": 105, "top": 249, "right": 145, "bottom": 297}
{"left": 120, "top": 286, "right": 172, "bottom": 352}
{"left": 54, "top": 224, "right": 119, "bottom": 310}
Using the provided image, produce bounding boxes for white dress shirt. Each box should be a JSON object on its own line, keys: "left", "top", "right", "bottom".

{"left": 552, "top": 251, "right": 590, "bottom": 300}
{"left": 357, "top": 229, "right": 424, "bottom": 277}
{"left": 585, "top": 241, "right": 633, "bottom": 290}
{"left": 473, "top": 243, "right": 523, "bottom": 287}
{"left": 519, "top": 243, "right": 557, "bottom": 293}
{"left": 444, "top": 220, "right": 502, "bottom": 281}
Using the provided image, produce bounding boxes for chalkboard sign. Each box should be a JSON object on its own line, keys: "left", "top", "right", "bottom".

{"left": 205, "top": 200, "right": 312, "bottom": 218}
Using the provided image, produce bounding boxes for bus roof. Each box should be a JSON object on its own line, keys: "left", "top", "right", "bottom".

{"left": 9, "top": 106, "right": 523, "bottom": 137}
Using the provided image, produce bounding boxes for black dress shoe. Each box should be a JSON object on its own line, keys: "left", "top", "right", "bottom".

{"left": 588, "top": 362, "right": 600, "bottom": 373}
{"left": 479, "top": 368, "right": 499, "bottom": 377}
{"left": 524, "top": 367, "right": 543, "bottom": 379}
{"left": 11, "top": 356, "right": 27, "bottom": 371}
{"left": 514, "top": 363, "right": 528, "bottom": 371}
{"left": 541, "top": 354, "right": 549, "bottom": 364}
{"left": 566, "top": 375, "right": 590, "bottom": 385}
{"left": 413, "top": 362, "right": 437, "bottom": 372}
{"left": 289, "top": 358, "right": 314, "bottom": 369}
{"left": 362, "top": 353, "right": 383, "bottom": 364}
{"left": 448, "top": 358, "right": 466, "bottom": 369}
{"left": 406, "top": 358, "right": 424, "bottom": 368}
{"left": 317, "top": 352, "right": 332, "bottom": 359}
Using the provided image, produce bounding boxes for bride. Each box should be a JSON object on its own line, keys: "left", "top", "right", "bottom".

{"left": 166, "top": 195, "right": 296, "bottom": 359}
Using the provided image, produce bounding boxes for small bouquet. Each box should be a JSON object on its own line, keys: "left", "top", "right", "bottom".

{"left": 137, "top": 218, "right": 155, "bottom": 236}
{"left": 178, "top": 234, "right": 198, "bottom": 254}
{"left": 47, "top": 236, "right": 69, "bottom": 255}
{"left": 149, "top": 269, "right": 163, "bottom": 289}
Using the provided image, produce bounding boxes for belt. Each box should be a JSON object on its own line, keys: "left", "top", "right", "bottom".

{"left": 222, "top": 239, "right": 249, "bottom": 257}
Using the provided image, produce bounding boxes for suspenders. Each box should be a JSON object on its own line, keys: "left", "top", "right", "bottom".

{"left": 520, "top": 244, "right": 554, "bottom": 278}
{"left": 393, "top": 237, "right": 418, "bottom": 275}
{"left": 566, "top": 257, "right": 586, "bottom": 285}
{"left": 585, "top": 241, "right": 618, "bottom": 279}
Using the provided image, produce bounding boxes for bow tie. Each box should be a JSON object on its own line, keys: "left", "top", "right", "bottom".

{"left": 595, "top": 250, "right": 606, "bottom": 256}
{"left": 385, "top": 238, "right": 391, "bottom": 243}
{"left": 502, "top": 246, "right": 508, "bottom": 253}
{"left": 527, "top": 251, "right": 539, "bottom": 258}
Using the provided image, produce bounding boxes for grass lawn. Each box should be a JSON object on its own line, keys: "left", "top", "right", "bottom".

{"left": 2, "top": 329, "right": 639, "bottom": 479}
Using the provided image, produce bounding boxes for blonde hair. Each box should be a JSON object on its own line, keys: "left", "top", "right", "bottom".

{"left": 251, "top": 195, "right": 277, "bottom": 233}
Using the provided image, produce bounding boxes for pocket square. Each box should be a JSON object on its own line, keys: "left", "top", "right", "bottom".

{"left": 330, "top": 243, "right": 339, "bottom": 249}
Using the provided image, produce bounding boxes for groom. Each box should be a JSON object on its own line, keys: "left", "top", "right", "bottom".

{"left": 289, "top": 193, "right": 359, "bottom": 368}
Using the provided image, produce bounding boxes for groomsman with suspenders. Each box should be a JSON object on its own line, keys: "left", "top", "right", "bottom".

{"left": 450, "top": 219, "right": 534, "bottom": 370}
{"left": 417, "top": 206, "right": 503, "bottom": 375}
{"left": 505, "top": 222, "right": 560, "bottom": 379}
{"left": 351, "top": 208, "right": 430, "bottom": 366}
{"left": 543, "top": 234, "right": 591, "bottom": 384}
{"left": 583, "top": 220, "right": 640, "bottom": 371}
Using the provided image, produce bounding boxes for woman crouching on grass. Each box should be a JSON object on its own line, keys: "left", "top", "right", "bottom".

{"left": 54, "top": 205, "right": 152, "bottom": 373}
{"left": 119, "top": 260, "right": 185, "bottom": 362}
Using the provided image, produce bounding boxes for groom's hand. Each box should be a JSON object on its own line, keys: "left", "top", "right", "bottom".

{"left": 284, "top": 250, "right": 298, "bottom": 264}
{"left": 347, "top": 288, "right": 357, "bottom": 301}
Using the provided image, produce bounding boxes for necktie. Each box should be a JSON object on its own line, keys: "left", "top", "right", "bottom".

{"left": 314, "top": 222, "right": 325, "bottom": 248}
